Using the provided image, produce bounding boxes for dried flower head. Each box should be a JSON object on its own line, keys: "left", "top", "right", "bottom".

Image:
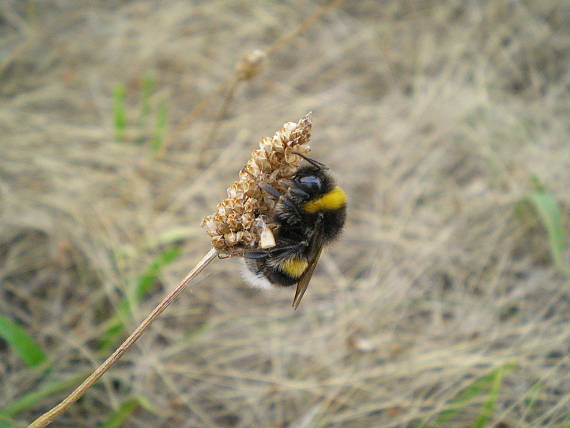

{"left": 235, "top": 49, "right": 266, "bottom": 81}
{"left": 202, "top": 113, "right": 312, "bottom": 256}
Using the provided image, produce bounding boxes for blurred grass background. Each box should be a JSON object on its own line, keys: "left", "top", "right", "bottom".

{"left": 1, "top": 0, "right": 569, "bottom": 427}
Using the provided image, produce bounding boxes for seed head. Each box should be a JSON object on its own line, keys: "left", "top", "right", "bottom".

{"left": 202, "top": 113, "right": 312, "bottom": 256}
{"left": 235, "top": 49, "right": 266, "bottom": 81}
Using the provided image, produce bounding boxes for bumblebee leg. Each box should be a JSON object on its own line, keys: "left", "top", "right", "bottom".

{"left": 244, "top": 243, "right": 305, "bottom": 259}
{"left": 290, "top": 187, "right": 310, "bottom": 199}
{"left": 282, "top": 197, "right": 303, "bottom": 218}
{"left": 267, "top": 244, "right": 304, "bottom": 254}
{"left": 259, "top": 183, "right": 282, "bottom": 199}
{"left": 243, "top": 250, "right": 271, "bottom": 260}
{"left": 260, "top": 183, "right": 305, "bottom": 217}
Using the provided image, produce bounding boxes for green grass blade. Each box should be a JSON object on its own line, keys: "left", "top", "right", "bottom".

{"left": 144, "top": 227, "right": 195, "bottom": 249}
{"left": 523, "top": 381, "right": 544, "bottom": 419}
{"left": 0, "top": 314, "right": 47, "bottom": 367}
{"left": 113, "top": 83, "right": 127, "bottom": 143}
{"left": 100, "top": 397, "right": 146, "bottom": 428}
{"left": 0, "top": 414, "right": 20, "bottom": 428}
{"left": 471, "top": 364, "right": 507, "bottom": 428}
{"left": 99, "top": 247, "right": 182, "bottom": 351}
{"left": 100, "top": 396, "right": 157, "bottom": 428}
{"left": 0, "top": 372, "right": 88, "bottom": 417}
{"left": 138, "top": 75, "right": 154, "bottom": 129}
{"left": 427, "top": 362, "right": 516, "bottom": 427}
{"left": 131, "top": 247, "right": 182, "bottom": 303}
{"left": 525, "top": 176, "right": 570, "bottom": 275}
{"left": 150, "top": 100, "right": 168, "bottom": 153}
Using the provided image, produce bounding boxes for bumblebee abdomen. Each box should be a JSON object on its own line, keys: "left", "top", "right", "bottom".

{"left": 264, "top": 263, "right": 300, "bottom": 287}
{"left": 281, "top": 257, "right": 308, "bottom": 279}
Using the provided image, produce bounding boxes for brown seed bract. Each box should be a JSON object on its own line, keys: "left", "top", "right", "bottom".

{"left": 202, "top": 113, "right": 312, "bottom": 256}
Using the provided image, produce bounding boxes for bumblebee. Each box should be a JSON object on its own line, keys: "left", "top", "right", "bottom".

{"left": 243, "top": 153, "right": 346, "bottom": 309}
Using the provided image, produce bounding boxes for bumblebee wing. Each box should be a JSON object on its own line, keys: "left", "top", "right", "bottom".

{"left": 292, "top": 215, "right": 324, "bottom": 310}
{"left": 291, "top": 245, "right": 323, "bottom": 309}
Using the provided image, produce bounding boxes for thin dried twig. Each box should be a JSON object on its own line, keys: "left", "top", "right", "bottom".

{"left": 28, "top": 248, "right": 218, "bottom": 428}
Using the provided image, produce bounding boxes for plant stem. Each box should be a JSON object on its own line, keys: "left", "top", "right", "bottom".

{"left": 28, "top": 248, "right": 218, "bottom": 428}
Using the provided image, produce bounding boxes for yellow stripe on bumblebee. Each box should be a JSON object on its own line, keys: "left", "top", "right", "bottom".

{"left": 303, "top": 187, "right": 346, "bottom": 214}
{"left": 281, "top": 258, "right": 309, "bottom": 278}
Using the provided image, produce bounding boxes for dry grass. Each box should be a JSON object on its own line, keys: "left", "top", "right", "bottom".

{"left": 1, "top": 0, "right": 569, "bottom": 427}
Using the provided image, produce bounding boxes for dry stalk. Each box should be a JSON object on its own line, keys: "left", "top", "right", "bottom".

{"left": 28, "top": 248, "right": 217, "bottom": 428}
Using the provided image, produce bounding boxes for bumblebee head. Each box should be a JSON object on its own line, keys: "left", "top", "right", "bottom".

{"left": 293, "top": 166, "right": 332, "bottom": 198}
{"left": 291, "top": 154, "right": 347, "bottom": 214}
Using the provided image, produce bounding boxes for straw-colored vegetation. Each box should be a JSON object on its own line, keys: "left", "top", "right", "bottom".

{"left": 1, "top": 1, "right": 569, "bottom": 427}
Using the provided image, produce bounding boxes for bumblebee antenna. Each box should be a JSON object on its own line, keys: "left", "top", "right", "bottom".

{"left": 292, "top": 152, "right": 329, "bottom": 170}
